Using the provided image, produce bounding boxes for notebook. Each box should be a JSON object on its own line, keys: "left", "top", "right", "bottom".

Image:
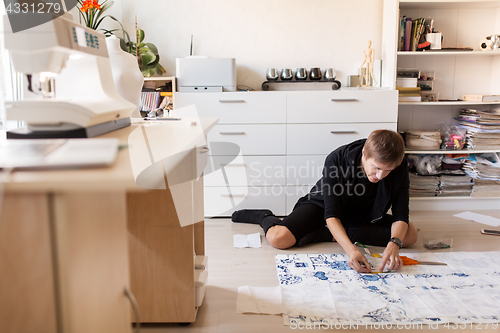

{"left": 0, "top": 138, "right": 120, "bottom": 169}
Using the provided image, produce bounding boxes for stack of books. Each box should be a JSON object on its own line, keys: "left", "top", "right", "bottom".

{"left": 456, "top": 109, "right": 500, "bottom": 149}
{"left": 140, "top": 91, "right": 173, "bottom": 113}
{"left": 399, "top": 17, "right": 427, "bottom": 51}
{"left": 396, "top": 77, "right": 421, "bottom": 102}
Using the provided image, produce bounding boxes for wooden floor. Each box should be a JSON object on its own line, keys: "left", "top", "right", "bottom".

{"left": 142, "top": 210, "right": 500, "bottom": 332}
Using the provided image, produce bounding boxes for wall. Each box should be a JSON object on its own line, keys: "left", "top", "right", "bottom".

{"left": 113, "top": 0, "right": 384, "bottom": 90}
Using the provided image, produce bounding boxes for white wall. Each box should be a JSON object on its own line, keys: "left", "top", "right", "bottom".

{"left": 114, "top": 0, "right": 384, "bottom": 90}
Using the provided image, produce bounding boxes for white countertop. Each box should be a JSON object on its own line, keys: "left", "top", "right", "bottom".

{"left": 3, "top": 117, "right": 218, "bottom": 193}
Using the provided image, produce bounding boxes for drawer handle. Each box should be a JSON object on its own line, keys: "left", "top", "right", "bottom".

{"left": 221, "top": 163, "right": 246, "bottom": 167}
{"left": 124, "top": 288, "right": 141, "bottom": 333}
{"left": 219, "top": 99, "right": 245, "bottom": 103}
{"left": 220, "top": 193, "right": 246, "bottom": 197}
{"left": 199, "top": 146, "right": 210, "bottom": 153}
{"left": 219, "top": 131, "right": 245, "bottom": 135}
{"left": 331, "top": 98, "right": 358, "bottom": 102}
{"left": 331, "top": 130, "right": 357, "bottom": 134}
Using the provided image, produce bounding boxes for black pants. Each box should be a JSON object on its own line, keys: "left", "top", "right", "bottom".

{"left": 263, "top": 203, "right": 393, "bottom": 247}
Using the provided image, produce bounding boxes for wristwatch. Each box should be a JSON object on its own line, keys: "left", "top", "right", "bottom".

{"left": 389, "top": 237, "right": 403, "bottom": 248}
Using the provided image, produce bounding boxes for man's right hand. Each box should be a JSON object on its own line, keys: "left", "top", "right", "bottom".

{"left": 347, "top": 248, "right": 372, "bottom": 273}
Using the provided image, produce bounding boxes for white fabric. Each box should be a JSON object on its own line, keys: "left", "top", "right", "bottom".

{"left": 236, "top": 286, "right": 282, "bottom": 314}
{"left": 276, "top": 252, "right": 500, "bottom": 325}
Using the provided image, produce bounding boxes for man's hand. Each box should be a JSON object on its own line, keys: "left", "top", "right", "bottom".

{"left": 347, "top": 248, "right": 372, "bottom": 273}
{"left": 379, "top": 241, "right": 403, "bottom": 271}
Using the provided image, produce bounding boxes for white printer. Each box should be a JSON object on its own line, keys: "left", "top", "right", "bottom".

{"left": 176, "top": 57, "right": 236, "bottom": 92}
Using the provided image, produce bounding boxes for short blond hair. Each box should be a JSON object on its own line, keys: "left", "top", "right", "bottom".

{"left": 364, "top": 130, "right": 405, "bottom": 166}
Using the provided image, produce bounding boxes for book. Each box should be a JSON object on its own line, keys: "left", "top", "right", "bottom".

{"left": 399, "top": 96, "right": 422, "bottom": 102}
{"left": 462, "top": 94, "right": 500, "bottom": 102}
{"left": 404, "top": 18, "right": 412, "bottom": 51}
{"left": 397, "top": 87, "right": 421, "bottom": 96}
{"left": 396, "top": 78, "right": 418, "bottom": 88}
{"left": 410, "top": 19, "right": 419, "bottom": 51}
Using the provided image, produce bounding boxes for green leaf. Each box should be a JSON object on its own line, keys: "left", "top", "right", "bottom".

{"left": 138, "top": 47, "right": 152, "bottom": 55}
{"left": 143, "top": 67, "right": 156, "bottom": 78}
{"left": 145, "top": 43, "right": 158, "bottom": 55}
{"left": 156, "top": 64, "right": 166, "bottom": 76}
{"left": 141, "top": 54, "right": 154, "bottom": 65}
{"left": 94, "top": 1, "right": 113, "bottom": 23}
{"left": 137, "top": 29, "right": 145, "bottom": 43}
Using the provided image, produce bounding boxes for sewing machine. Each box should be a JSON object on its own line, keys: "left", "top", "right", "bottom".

{"left": 3, "top": 13, "right": 135, "bottom": 138}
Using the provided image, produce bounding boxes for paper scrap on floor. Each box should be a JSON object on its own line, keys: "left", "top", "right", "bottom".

{"left": 276, "top": 252, "right": 500, "bottom": 326}
{"left": 234, "top": 233, "right": 261, "bottom": 248}
{"left": 236, "top": 286, "right": 282, "bottom": 314}
{"left": 453, "top": 211, "right": 500, "bottom": 227}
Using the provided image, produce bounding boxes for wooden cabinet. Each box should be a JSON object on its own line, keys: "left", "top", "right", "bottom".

{"left": 0, "top": 192, "right": 132, "bottom": 333}
{"left": 125, "top": 119, "right": 217, "bottom": 323}
{"left": 175, "top": 89, "right": 398, "bottom": 216}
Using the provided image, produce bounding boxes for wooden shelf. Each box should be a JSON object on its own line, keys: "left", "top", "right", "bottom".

{"left": 399, "top": 101, "right": 500, "bottom": 105}
{"left": 397, "top": 51, "right": 500, "bottom": 56}
{"left": 406, "top": 149, "right": 500, "bottom": 154}
{"left": 400, "top": 0, "right": 500, "bottom": 10}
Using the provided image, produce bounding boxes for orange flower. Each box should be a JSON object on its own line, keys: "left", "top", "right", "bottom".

{"left": 80, "top": 0, "right": 101, "bottom": 13}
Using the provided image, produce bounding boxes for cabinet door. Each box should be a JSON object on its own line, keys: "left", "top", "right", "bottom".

{"left": 287, "top": 123, "right": 397, "bottom": 155}
{"left": 204, "top": 155, "right": 287, "bottom": 186}
{"left": 174, "top": 92, "right": 287, "bottom": 124}
{"left": 287, "top": 90, "right": 398, "bottom": 123}
{"left": 286, "top": 155, "right": 326, "bottom": 186}
{"left": 208, "top": 124, "right": 286, "bottom": 155}
{"left": 204, "top": 186, "right": 286, "bottom": 217}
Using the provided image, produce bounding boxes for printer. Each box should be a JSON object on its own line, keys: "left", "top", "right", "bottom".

{"left": 176, "top": 57, "right": 236, "bottom": 92}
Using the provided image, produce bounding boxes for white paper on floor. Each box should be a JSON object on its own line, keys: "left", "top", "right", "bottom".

{"left": 453, "top": 211, "right": 500, "bottom": 227}
{"left": 236, "top": 286, "right": 282, "bottom": 314}
{"left": 234, "top": 233, "right": 262, "bottom": 248}
{"left": 276, "top": 252, "right": 500, "bottom": 326}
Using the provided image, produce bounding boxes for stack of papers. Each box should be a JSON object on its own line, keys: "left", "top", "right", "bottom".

{"left": 456, "top": 109, "right": 500, "bottom": 149}
{"left": 438, "top": 175, "right": 473, "bottom": 197}
{"left": 462, "top": 154, "right": 500, "bottom": 197}
{"left": 409, "top": 173, "right": 439, "bottom": 197}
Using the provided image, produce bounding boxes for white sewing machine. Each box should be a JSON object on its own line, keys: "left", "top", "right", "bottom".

{"left": 3, "top": 14, "right": 135, "bottom": 138}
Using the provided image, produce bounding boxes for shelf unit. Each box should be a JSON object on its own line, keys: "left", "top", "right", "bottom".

{"left": 141, "top": 76, "right": 176, "bottom": 116}
{"left": 382, "top": 0, "right": 500, "bottom": 208}
{"left": 406, "top": 149, "right": 500, "bottom": 154}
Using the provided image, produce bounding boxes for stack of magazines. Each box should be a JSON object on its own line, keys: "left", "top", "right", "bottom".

{"left": 409, "top": 173, "right": 440, "bottom": 197}
{"left": 463, "top": 154, "right": 500, "bottom": 197}
{"left": 456, "top": 109, "right": 500, "bottom": 149}
{"left": 438, "top": 175, "right": 473, "bottom": 197}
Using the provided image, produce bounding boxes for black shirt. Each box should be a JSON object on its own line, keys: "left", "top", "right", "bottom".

{"left": 295, "top": 139, "right": 409, "bottom": 227}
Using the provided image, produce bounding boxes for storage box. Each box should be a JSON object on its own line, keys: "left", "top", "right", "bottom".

{"left": 422, "top": 236, "right": 453, "bottom": 250}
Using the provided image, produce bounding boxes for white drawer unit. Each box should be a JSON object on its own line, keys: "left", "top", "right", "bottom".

{"left": 204, "top": 155, "right": 286, "bottom": 187}
{"left": 287, "top": 123, "right": 397, "bottom": 155}
{"left": 287, "top": 90, "right": 398, "bottom": 124}
{"left": 204, "top": 186, "right": 287, "bottom": 217}
{"left": 177, "top": 89, "right": 398, "bottom": 217}
{"left": 286, "top": 155, "right": 326, "bottom": 186}
{"left": 174, "top": 91, "right": 287, "bottom": 124}
{"left": 208, "top": 124, "right": 286, "bottom": 156}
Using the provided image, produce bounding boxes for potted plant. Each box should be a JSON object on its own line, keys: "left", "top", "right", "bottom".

{"left": 119, "top": 27, "right": 166, "bottom": 77}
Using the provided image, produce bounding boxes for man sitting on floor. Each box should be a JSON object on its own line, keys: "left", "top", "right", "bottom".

{"left": 232, "top": 129, "right": 418, "bottom": 273}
